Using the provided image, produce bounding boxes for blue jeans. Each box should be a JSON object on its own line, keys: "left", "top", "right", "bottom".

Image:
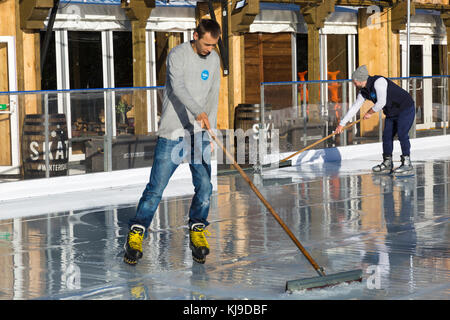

{"left": 382, "top": 105, "right": 415, "bottom": 156}
{"left": 128, "top": 133, "right": 212, "bottom": 234}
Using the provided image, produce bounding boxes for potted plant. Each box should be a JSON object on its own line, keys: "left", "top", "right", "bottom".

{"left": 115, "top": 100, "right": 132, "bottom": 124}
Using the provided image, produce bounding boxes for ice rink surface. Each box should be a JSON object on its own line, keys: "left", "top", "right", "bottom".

{"left": 0, "top": 146, "right": 449, "bottom": 300}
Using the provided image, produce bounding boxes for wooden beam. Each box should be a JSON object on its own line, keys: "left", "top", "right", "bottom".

{"left": 120, "top": 0, "right": 154, "bottom": 134}
{"left": 306, "top": 24, "right": 321, "bottom": 121}
{"left": 357, "top": 7, "right": 401, "bottom": 136}
{"left": 121, "top": 0, "right": 155, "bottom": 27}
{"left": 391, "top": 0, "right": 415, "bottom": 32}
{"left": 299, "top": 0, "right": 336, "bottom": 122}
{"left": 301, "top": 0, "right": 336, "bottom": 30}
{"left": 227, "top": 0, "right": 245, "bottom": 129}
{"left": 260, "top": 0, "right": 450, "bottom": 12}
{"left": 261, "top": 0, "right": 450, "bottom": 10}
{"left": 131, "top": 21, "right": 148, "bottom": 135}
{"left": 19, "top": 0, "right": 53, "bottom": 30}
{"left": 230, "top": 0, "right": 259, "bottom": 33}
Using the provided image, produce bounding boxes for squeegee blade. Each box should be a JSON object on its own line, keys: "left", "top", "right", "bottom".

{"left": 286, "top": 269, "right": 363, "bottom": 292}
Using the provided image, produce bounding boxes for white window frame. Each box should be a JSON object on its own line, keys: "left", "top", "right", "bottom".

{"left": 0, "top": 36, "right": 19, "bottom": 174}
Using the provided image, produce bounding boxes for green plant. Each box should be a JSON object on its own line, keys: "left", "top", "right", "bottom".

{"left": 116, "top": 100, "right": 132, "bottom": 114}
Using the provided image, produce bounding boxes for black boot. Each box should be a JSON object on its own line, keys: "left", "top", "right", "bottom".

{"left": 372, "top": 154, "right": 393, "bottom": 175}
{"left": 393, "top": 155, "right": 414, "bottom": 177}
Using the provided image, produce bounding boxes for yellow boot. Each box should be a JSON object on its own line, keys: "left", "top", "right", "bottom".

{"left": 124, "top": 225, "right": 145, "bottom": 265}
{"left": 189, "top": 223, "right": 210, "bottom": 264}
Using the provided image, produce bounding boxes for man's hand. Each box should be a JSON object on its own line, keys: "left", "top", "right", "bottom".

{"left": 334, "top": 125, "right": 344, "bottom": 134}
{"left": 196, "top": 112, "right": 211, "bottom": 130}
{"left": 364, "top": 109, "right": 375, "bottom": 119}
{"left": 196, "top": 112, "right": 214, "bottom": 153}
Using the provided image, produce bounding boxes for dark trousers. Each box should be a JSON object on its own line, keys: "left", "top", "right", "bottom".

{"left": 382, "top": 105, "right": 415, "bottom": 156}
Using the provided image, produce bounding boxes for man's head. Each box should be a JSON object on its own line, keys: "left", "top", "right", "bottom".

{"left": 192, "top": 19, "right": 221, "bottom": 57}
{"left": 352, "top": 65, "right": 369, "bottom": 88}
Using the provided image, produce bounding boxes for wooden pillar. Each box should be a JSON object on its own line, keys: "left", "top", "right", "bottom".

{"left": 358, "top": 7, "right": 402, "bottom": 137}
{"left": 17, "top": 0, "right": 44, "bottom": 116}
{"left": 227, "top": 32, "right": 245, "bottom": 129}
{"left": 0, "top": 0, "right": 46, "bottom": 166}
{"left": 196, "top": 2, "right": 230, "bottom": 130}
{"left": 131, "top": 21, "right": 148, "bottom": 135}
{"left": 229, "top": 0, "right": 258, "bottom": 129}
{"left": 121, "top": 0, "right": 154, "bottom": 135}
{"left": 301, "top": 0, "right": 336, "bottom": 122}
{"left": 306, "top": 24, "right": 320, "bottom": 107}
{"left": 195, "top": 1, "right": 258, "bottom": 130}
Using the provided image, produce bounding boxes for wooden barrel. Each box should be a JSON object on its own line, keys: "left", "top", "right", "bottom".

{"left": 235, "top": 104, "right": 262, "bottom": 133}
{"left": 22, "top": 114, "right": 69, "bottom": 179}
{"left": 234, "top": 104, "right": 273, "bottom": 165}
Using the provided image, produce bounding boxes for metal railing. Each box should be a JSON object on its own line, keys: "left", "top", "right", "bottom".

{"left": 259, "top": 75, "right": 449, "bottom": 157}
{"left": 0, "top": 86, "right": 164, "bottom": 181}
{"left": 0, "top": 75, "right": 448, "bottom": 181}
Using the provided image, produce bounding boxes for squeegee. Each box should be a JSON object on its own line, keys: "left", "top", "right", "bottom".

{"left": 264, "top": 118, "right": 363, "bottom": 170}
{"left": 206, "top": 127, "right": 363, "bottom": 292}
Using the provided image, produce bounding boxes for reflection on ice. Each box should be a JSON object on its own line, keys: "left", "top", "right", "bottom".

{"left": 0, "top": 155, "right": 448, "bottom": 300}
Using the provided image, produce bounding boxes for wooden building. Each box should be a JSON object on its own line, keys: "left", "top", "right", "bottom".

{"left": 0, "top": 0, "right": 449, "bottom": 176}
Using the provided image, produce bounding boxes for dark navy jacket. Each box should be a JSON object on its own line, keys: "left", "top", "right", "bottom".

{"left": 359, "top": 75, "right": 414, "bottom": 118}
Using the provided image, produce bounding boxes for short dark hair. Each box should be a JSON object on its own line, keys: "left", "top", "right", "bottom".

{"left": 195, "top": 19, "right": 221, "bottom": 39}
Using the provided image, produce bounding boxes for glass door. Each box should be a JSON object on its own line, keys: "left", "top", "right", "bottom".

{"left": 0, "top": 36, "right": 19, "bottom": 175}
{"left": 402, "top": 36, "right": 434, "bottom": 130}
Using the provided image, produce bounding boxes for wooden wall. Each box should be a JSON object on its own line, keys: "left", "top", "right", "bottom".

{"left": 0, "top": 43, "right": 11, "bottom": 166}
{"left": 0, "top": 0, "right": 42, "bottom": 167}
{"left": 244, "top": 32, "right": 292, "bottom": 108}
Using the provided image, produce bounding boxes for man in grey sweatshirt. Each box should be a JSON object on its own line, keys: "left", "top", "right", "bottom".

{"left": 124, "top": 19, "right": 221, "bottom": 266}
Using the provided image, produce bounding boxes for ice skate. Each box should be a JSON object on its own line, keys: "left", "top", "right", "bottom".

{"left": 394, "top": 176, "right": 415, "bottom": 197}
{"left": 124, "top": 225, "right": 145, "bottom": 265}
{"left": 372, "top": 154, "right": 393, "bottom": 175}
{"left": 393, "top": 155, "right": 414, "bottom": 177}
{"left": 372, "top": 174, "right": 393, "bottom": 193}
{"left": 189, "top": 223, "right": 210, "bottom": 264}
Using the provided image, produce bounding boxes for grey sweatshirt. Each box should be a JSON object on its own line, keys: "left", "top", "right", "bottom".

{"left": 157, "top": 41, "right": 221, "bottom": 140}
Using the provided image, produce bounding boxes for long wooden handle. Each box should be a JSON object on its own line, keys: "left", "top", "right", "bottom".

{"left": 280, "top": 118, "right": 363, "bottom": 163}
{"left": 206, "top": 128, "right": 326, "bottom": 277}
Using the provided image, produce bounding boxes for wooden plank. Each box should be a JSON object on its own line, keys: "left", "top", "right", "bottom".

{"left": 22, "top": 31, "right": 41, "bottom": 115}
{"left": 0, "top": 43, "right": 12, "bottom": 166}
{"left": 244, "top": 33, "right": 261, "bottom": 104}
{"left": 227, "top": 32, "right": 245, "bottom": 129}
{"left": 244, "top": 32, "right": 293, "bottom": 108}
{"left": 358, "top": 7, "right": 401, "bottom": 137}
{"left": 132, "top": 20, "right": 148, "bottom": 135}
{"left": 307, "top": 24, "right": 321, "bottom": 117}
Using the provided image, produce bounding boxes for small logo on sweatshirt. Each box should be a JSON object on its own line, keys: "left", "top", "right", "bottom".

{"left": 201, "top": 70, "right": 209, "bottom": 81}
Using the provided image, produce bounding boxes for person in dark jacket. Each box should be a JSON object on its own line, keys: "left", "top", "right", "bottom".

{"left": 334, "top": 65, "right": 415, "bottom": 176}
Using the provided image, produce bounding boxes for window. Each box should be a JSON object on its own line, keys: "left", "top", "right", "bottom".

{"left": 40, "top": 31, "right": 58, "bottom": 114}
{"left": 40, "top": 31, "right": 57, "bottom": 91}
{"left": 410, "top": 45, "right": 424, "bottom": 124}
{"left": 113, "top": 31, "right": 133, "bottom": 88}
{"left": 68, "top": 31, "right": 104, "bottom": 139}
